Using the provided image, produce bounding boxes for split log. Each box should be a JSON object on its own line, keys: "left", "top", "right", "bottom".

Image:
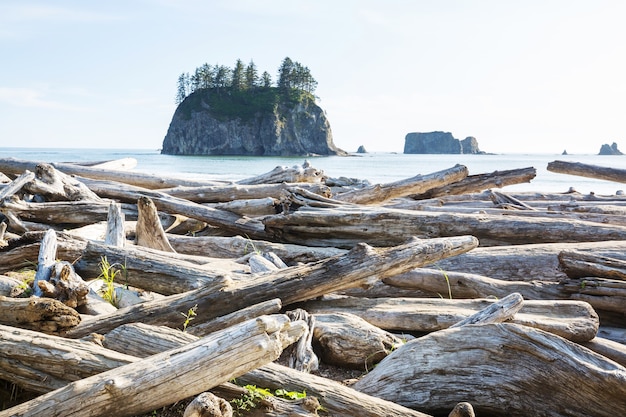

{"left": 263, "top": 205, "right": 626, "bottom": 248}
{"left": 0, "top": 156, "right": 222, "bottom": 189}
{"left": 66, "top": 235, "right": 479, "bottom": 338}
{"left": 384, "top": 268, "right": 563, "bottom": 300}
{"left": 76, "top": 176, "right": 268, "bottom": 239}
{"left": 167, "top": 234, "right": 346, "bottom": 265}
{"left": 104, "top": 202, "right": 125, "bottom": 247}
{"left": 237, "top": 161, "right": 326, "bottom": 185}
{"left": 409, "top": 167, "right": 537, "bottom": 200}
{"left": 75, "top": 241, "right": 233, "bottom": 295}
{"left": 32, "top": 228, "right": 57, "bottom": 297}
{"left": 135, "top": 196, "right": 176, "bottom": 252}
{"left": 353, "top": 323, "right": 626, "bottom": 417}
{"left": 313, "top": 312, "right": 404, "bottom": 370}
{"left": 0, "top": 315, "right": 305, "bottom": 417}
{"left": 547, "top": 159, "right": 626, "bottom": 183}
{"left": 0, "top": 296, "right": 81, "bottom": 334}
{"left": 558, "top": 249, "right": 626, "bottom": 280}
{"left": 297, "top": 295, "right": 599, "bottom": 342}
{"left": 332, "top": 164, "right": 468, "bottom": 205}
{"left": 159, "top": 182, "right": 331, "bottom": 203}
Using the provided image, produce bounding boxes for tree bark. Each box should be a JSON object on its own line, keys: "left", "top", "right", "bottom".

{"left": 0, "top": 315, "right": 305, "bottom": 417}
{"left": 297, "top": 295, "right": 599, "bottom": 342}
{"left": 333, "top": 164, "right": 468, "bottom": 205}
{"left": 352, "top": 323, "right": 626, "bottom": 417}
{"left": 66, "top": 235, "right": 479, "bottom": 338}
{"left": 547, "top": 160, "right": 626, "bottom": 183}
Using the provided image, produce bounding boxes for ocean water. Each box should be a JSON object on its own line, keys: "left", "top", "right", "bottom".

{"left": 2, "top": 147, "right": 626, "bottom": 195}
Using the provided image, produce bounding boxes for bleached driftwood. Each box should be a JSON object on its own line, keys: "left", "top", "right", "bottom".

{"left": 408, "top": 167, "right": 537, "bottom": 200}
{"left": 547, "top": 160, "right": 626, "bottom": 184}
{"left": 558, "top": 249, "right": 626, "bottom": 280}
{"left": 282, "top": 309, "right": 318, "bottom": 372}
{"left": 0, "top": 170, "right": 35, "bottom": 200}
{"left": 237, "top": 161, "right": 326, "bottom": 185}
{"left": 449, "top": 292, "right": 524, "bottom": 327}
{"left": 298, "top": 295, "right": 599, "bottom": 342}
{"left": 332, "top": 164, "right": 468, "bottom": 205}
{"left": 263, "top": 205, "right": 626, "bottom": 248}
{"left": 24, "top": 163, "right": 102, "bottom": 202}
{"left": 66, "top": 235, "right": 479, "bottom": 338}
{"left": 0, "top": 315, "right": 305, "bottom": 417}
{"left": 353, "top": 323, "right": 626, "bottom": 417}
{"left": 32, "top": 228, "right": 57, "bottom": 297}
{"left": 104, "top": 201, "right": 126, "bottom": 247}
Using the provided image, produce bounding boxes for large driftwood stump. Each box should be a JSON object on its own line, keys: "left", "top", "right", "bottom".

{"left": 135, "top": 195, "right": 176, "bottom": 252}
{"left": 353, "top": 323, "right": 626, "bottom": 417}
{"left": 24, "top": 162, "right": 102, "bottom": 202}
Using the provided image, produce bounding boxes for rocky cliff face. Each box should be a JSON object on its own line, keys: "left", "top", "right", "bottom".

{"left": 161, "top": 90, "right": 344, "bottom": 156}
{"left": 404, "top": 131, "right": 483, "bottom": 154}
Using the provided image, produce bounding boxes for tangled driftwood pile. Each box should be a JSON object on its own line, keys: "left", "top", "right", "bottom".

{"left": 0, "top": 157, "right": 625, "bottom": 417}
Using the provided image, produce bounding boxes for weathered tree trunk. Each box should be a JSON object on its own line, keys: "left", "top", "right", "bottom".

{"left": 433, "top": 240, "right": 626, "bottom": 281}
{"left": 75, "top": 241, "right": 232, "bottom": 295}
{"left": 32, "top": 228, "right": 57, "bottom": 297}
{"left": 237, "top": 161, "right": 325, "bottom": 185}
{"left": 332, "top": 164, "right": 468, "bottom": 205}
{"left": 352, "top": 323, "right": 626, "bottom": 417}
{"left": 559, "top": 277, "right": 626, "bottom": 314}
{"left": 297, "top": 295, "right": 599, "bottom": 342}
{"left": 263, "top": 205, "right": 626, "bottom": 248}
{"left": 159, "top": 182, "right": 331, "bottom": 203}
{"left": 384, "top": 268, "right": 563, "bottom": 300}
{"left": 409, "top": 167, "right": 537, "bottom": 200}
{"left": 0, "top": 315, "right": 305, "bottom": 417}
{"left": 547, "top": 160, "right": 626, "bottom": 183}
{"left": 0, "top": 170, "right": 35, "bottom": 200}
{"left": 66, "top": 236, "right": 479, "bottom": 338}
{"left": 580, "top": 336, "right": 626, "bottom": 368}
{"left": 104, "top": 201, "right": 126, "bottom": 247}
{"left": 0, "top": 296, "right": 81, "bottom": 333}
{"left": 24, "top": 163, "right": 102, "bottom": 202}
{"left": 167, "top": 234, "right": 345, "bottom": 265}
{"left": 0, "top": 157, "right": 222, "bottom": 189}
{"left": 558, "top": 249, "right": 626, "bottom": 280}
{"left": 135, "top": 196, "right": 176, "bottom": 252}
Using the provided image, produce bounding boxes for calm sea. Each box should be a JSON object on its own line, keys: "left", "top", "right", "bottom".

{"left": 2, "top": 147, "right": 626, "bottom": 195}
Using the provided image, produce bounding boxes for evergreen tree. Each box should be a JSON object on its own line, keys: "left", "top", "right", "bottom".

{"left": 261, "top": 71, "right": 272, "bottom": 88}
{"left": 232, "top": 59, "right": 246, "bottom": 91}
{"left": 214, "top": 64, "right": 232, "bottom": 92}
{"left": 245, "top": 60, "right": 259, "bottom": 89}
{"left": 175, "top": 72, "right": 190, "bottom": 104}
{"left": 198, "top": 63, "right": 213, "bottom": 89}
{"left": 277, "top": 57, "right": 295, "bottom": 90}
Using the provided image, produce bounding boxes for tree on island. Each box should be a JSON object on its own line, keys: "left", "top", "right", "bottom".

{"left": 175, "top": 57, "right": 317, "bottom": 105}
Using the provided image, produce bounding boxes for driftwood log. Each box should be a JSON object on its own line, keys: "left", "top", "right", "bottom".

{"left": 0, "top": 315, "right": 305, "bottom": 417}
{"left": 263, "top": 205, "right": 626, "bottom": 248}
{"left": 558, "top": 249, "right": 626, "bottom": 280}
{"left": 547, "top": 159, "right": 626, "bottom": 183}
{"left": 0, "top": 296, "right": 81, "bottom": 334}
{"left": 298, "top": 295, "right": 599, "bottom": 342}
{"left": 353, "top": 323, "right": 626, "bottom": 417}
{"left": 135, "top": 196, "right": 176, "bottom": 252}
{"left": 66, "top": 236, "right": 478, "bottom": 338}
{"left": 332, "top": 164, "right": 468, "bottom": 205}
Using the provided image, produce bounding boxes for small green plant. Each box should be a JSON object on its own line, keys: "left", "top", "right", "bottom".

{"left": 243, "top": 235, "right": 262, "bottom": 255}
{"left": 434, "top": 267, "right": 453, "bottom": 300}
{"left": 180, "top": 304, "right": 198, "bottom": 332}
{"left": 230, "top": 385, "right": 308, "bottom": 416}
{"left": 98, "top": 256, "right": 127, "bottom": 307}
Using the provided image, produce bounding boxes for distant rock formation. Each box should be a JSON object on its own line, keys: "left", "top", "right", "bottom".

{"left": 356, "top": 145, "right": 367, "bottom": 154}
{"left": 562, "top": 150, "right": 568, "bottom": 155}
{"left": 599, "top": 142, "right": 623, "bottom": 155}
{"left": 162, "top": 89, "right": 345, "bottom": 156}
{"left": 404, "top": 131, "right": 483, "bottom": 154}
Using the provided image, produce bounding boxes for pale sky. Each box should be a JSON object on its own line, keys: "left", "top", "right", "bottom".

{"left": 1, "top": 0, "right": 624, "bottom": 154}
